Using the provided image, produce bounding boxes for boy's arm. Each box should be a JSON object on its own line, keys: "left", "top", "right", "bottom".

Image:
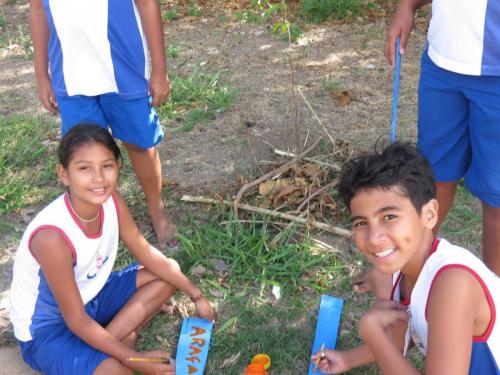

{"left": 425, "top": 268, "right": 479, "bottom": 374}
{"left": 134, "top": 0, "right": 170, "bottom": 107}
{"left": 29, "top": 0, "right": 58, "bottom": 114}
{"left": 385, "top": 0, "right": 431, "bottom": 68}
{"left": 114, "top": 193, "right": 215, "bottom": 321}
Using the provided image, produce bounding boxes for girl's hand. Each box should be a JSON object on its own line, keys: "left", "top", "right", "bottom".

{"left": 359, "top": 300, "right": 409, "bottom": 338}
{"left": 193, "top": 296, "right": 216, "bottom": 322}
{"left": 126, "top": 351, "right": 175, "bottom": 375}
{"left": 311, "top": 349, "right": 351, "bottom": 374}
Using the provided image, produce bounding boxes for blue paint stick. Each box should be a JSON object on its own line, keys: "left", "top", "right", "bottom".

{"left": 308, "top": 295, "right": 344, "bottom": 375}
{"left": 175, "top": 317, "right": 213, "bottom": 375}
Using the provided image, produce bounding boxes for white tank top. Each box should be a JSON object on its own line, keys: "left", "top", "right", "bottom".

{"left": 392, "top": 239, "right": 500, "bottom": 374}
{"left": 10, "top": 193, "right": 120, "bottom": 341}
{"left": 427, "top": 0, "right": 500, "bottom": 76}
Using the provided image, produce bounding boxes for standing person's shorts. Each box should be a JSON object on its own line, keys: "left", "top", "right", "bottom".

{"left": 56, "top": 93, "right": 163, "bottom": 149}
{"left": 18, "top": 264, "right": 139, "bottom": 375}
{"left": 418, "top": 51, "right": 500, "bottom": 208}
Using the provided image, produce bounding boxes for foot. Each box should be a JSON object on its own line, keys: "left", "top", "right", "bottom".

{"left": 351, "top": 267, "right": 392, "bottom": 300}
{"left": 149, "top": 209, "right": 177, "bottom": 245}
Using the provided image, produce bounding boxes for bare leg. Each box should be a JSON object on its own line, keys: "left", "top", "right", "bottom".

{"left": 93, "top": 269, "right": 176, "bottom": 375}
{"left": 434, "top": 182, "right": 457, "bottom": 234}
{"left": 482, "top": 202, "right": 500, "bottom": 275}
{"left": 123, "top": 142, "right": 177, "bottom": 244}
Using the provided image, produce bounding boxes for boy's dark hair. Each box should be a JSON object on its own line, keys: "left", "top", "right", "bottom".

{"left": 337, "top": 142, "right": 436, "bottom": 213}
{"left": 58, "top": 124, "right": 122, "bottom": 168}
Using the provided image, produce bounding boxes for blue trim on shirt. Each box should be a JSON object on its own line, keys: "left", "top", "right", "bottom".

{"left": 107, "top": 0, "right": 148, "bottom": 98}
{"left": 482, "top": 0, "right": 500, "bottom": 76}
{"left": 43, "top": 0, "right": 67, "bottom": 95}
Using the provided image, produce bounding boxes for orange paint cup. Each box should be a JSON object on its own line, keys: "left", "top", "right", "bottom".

{"left": 244, "top": 363, "right": 268, "bottom": 375}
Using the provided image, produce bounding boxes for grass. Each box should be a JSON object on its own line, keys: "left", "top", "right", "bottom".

{"left": 300, "top": 0, "right": 360, "bottom": 22}
{"left": 163, "top": 8, "right": 180, "bottom": 22}
{"left": 158, "top": 69, "right": 236, "bottom": 133}
{"left": 0, "top": 116, "right": 61, "bottom": 215}
{"left": 0, "top": 23, "right": 33, "bottom": 60}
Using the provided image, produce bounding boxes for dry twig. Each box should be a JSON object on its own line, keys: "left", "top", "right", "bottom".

{"left": 182, "top": 195, "right": 351, "bottom": 238}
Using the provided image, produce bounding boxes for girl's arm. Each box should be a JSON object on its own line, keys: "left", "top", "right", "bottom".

{"left": 115, "top": 193, "right": 215, "bottom": 321}
{"left": 134, "top": 0, "right": 170, "bottom": 107}
{"left": 29, "top": 0, "right": 58, "bottom": 114}
{"left": 31, "top": 230, "right": 171, "bottom": 373}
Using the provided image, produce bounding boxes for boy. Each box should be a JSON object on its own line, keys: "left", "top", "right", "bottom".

{"left": 385, "top": 0, "right": 500, "bottom": 274}
{"left": 29, "top": 0, "right": 177, "bottom": 246}
{"left": 313, "top": 143, "right": 499, "bottom": 374}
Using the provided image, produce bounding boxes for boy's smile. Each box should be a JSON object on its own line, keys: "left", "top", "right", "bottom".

{"left": 350, "top": 186, "right": 437, "bottom": 278}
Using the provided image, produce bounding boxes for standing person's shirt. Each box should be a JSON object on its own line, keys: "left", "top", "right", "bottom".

{"left": 42, "top": 0, "right": 149, "bottom": 97}
{"left": 391, "top": 239, "right": 500, "bottom": 375}
{"left": 10, "top": 193, "right": 120, "bottom": 342}
{"left": 427, "top": 0, "right": 500, "bottom": 76}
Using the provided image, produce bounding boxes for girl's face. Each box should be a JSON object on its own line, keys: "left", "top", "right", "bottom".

{"left": 57, "top": 142, "right": 119, "bottom": 207}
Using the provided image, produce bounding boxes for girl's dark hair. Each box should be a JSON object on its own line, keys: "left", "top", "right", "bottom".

{"left": 58, "top": 124, "right": 122, "bottom": 168}
{"left": 337, "top": 142, "right": 436, "bottom": 213}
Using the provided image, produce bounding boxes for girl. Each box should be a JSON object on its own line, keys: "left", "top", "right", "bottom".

{"left": 10, "top": 124, "right": 215, "bottom": 375}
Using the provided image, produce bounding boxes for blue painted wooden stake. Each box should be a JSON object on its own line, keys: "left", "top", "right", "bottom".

{"left": 175, "top": 317, "right": 213, "bottom": 375}
{"left": 307, "top": 295, "right": 344, "bottom": 375}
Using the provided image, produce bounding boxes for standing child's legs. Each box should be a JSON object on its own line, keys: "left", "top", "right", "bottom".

{"left": 434, "top": 182, "right": 457, "bottom": 232}
{"left": 123, "top": 141, "right": 177, "bottom": 243}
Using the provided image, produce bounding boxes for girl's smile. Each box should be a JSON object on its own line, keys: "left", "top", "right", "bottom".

{"left": 58, "top": 142, "right": 119, "bottom": 221}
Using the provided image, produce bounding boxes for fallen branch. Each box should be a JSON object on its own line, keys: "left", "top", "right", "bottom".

{"left": 233, "top": 136, "right": 322, "bottom": 217}
{"left": 273, "top": 148, "right": 341, "bottom": 171}
{"left": 182, "top": 195, "right": 351, "bottom": 238}
{"left": 297, "top": 87, "right": 336, "bottom": 147}
{"left": 294, "top": 179, "right": 338, "bottom": 213}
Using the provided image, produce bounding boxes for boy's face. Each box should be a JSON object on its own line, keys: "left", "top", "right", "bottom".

{"left": 350, "top": 186, "right": 438, "bottom": 275}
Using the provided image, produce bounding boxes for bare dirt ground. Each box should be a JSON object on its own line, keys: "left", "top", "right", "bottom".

{"left": 0, "top": 1, "right": 428, "bottom": 372}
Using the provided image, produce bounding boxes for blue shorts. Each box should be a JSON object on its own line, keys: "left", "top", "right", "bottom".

{"left": 418, "top": 51, "right": 500, "bottom": 207}
{"left": 19, "top": 264, "right": 139, "bottom": 375}
{"left": 57, "top": 93, "right": 164, "bottom": 149}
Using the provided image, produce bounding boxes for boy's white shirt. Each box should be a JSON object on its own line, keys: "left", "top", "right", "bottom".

{"left": 427, "top": 0, "right": 491, "bottom": 76}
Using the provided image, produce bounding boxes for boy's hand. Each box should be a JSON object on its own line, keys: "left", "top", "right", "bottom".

{"left": 149, "top": 71, "right": 170, "bottom": 107}
{"left": 37, "top": 75, "right": 58, "bottom": 114}
{"left": 385, "top": 2, "right": 415, "bottom": 69}
{"left": 359, "top": 300, "right": 409, "bottom": 337}
{"left": 193, "top": 296, "right": 216, "bottom": 322}
{"left": 311, "top": 349, "right": 351, "bottom": 374}
{"left": 125, "top": 351, "right": 175, "bottom": 375}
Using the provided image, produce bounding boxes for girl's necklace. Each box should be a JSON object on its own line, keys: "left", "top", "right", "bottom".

{"left": 67, "top": 195, "right": 100, "bottom": 223}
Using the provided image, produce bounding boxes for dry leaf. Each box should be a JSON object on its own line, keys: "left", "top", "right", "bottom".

{"left": 19, "top": 208, "right": 35, "bottom": 223}
{"left": 191, "top": 265, "right": 207, "bottom": 277}
{"left": 220, "top": 352, "right": 241, "bottom": 369}
{"left": 259, "top": 180, "right": 276, "bottom": 196}
{"left": 209, "top": 289, "right": 224, "bottom": 298}
{"left": 211, "top": 259, "right": 228, "bottom": 272}
{"left": 332, "top": 90, "right": 352, "bottom": 107}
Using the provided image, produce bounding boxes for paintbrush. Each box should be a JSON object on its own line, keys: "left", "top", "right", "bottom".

{"left": 126, "top": 357, "right": 172, "bottom": 364}
{"left": 313, "top": 342, "right": 325, "bottom": 372}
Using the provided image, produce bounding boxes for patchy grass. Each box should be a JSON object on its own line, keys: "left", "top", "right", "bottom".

{"left": 300, "top": 0, "right": 360, "bottom": 22}
{"left": 158, "top": 69, "right": 236, "bottom": 133}
{"left": 0, "top": 116, "right": 60, "bottom": 214}
{"left": 0, "top": 23, "right": 33, "bottom": 60}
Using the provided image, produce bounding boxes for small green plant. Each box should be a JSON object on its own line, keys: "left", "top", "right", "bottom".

{"left": 301, "top": 0, "right": 360, "bottom": 23}
{"left": 167, "top": 45, "right": 179, "bottom": 58}
{"left": 187, "top": 5, "right": 202, "bottom": 17}
{"left": 158, "top": 69, "right": 236, "bottom": 133}
{"left": 273, "top": 20, "right": 303, "bottom": 42}
{"left": 235, "top": 0, "right": 286, "bottom": 24}
{"left": 162, "top": 8, "right": 179, "bottom": 21}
